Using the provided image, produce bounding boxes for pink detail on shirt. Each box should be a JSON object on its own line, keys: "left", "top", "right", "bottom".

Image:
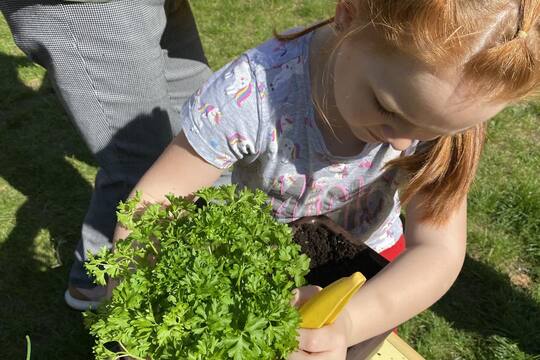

{"left": 358, "top": 160, "right": 373, "bottom": 169}
{"left": 226, "top": 132, "right": 248, "bottom": 144}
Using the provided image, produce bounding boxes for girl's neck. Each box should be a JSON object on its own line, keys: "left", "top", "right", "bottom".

{"left": 309, "top": 25, "right": 368, "bottom": 157}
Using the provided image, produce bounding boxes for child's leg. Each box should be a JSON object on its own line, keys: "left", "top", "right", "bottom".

{"left": 0, "top": 0, "right": 212, "bottom": 291}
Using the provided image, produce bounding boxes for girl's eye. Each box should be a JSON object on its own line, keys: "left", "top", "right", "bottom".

{"left": 373, "top": 95, "right": 395, "bottom": 120}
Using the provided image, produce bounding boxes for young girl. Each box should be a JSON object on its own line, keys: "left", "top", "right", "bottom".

{"left": 112, "top": 0, "right": 539, "bottom": 358}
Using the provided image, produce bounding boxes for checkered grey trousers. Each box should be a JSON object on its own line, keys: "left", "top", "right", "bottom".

{"left": 1, "top": 0, "right": 213, "bottom": 288}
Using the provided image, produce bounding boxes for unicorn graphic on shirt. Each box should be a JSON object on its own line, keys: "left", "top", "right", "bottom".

{"left": 198, "top": 103, "right": 222, "bottom": 125}
{"left": 329, "top": 163, "right": 350, "bottom": 179}
{"left": 303, "top": 178, "right": 327, "bottom": 217}
{"left": 358, "top": 159, "right": 373, "bottom": 169}
{"left": 269, "top": 56, "right": 304, "bottom": 91}
{"left": 271, "top": 174, "right": 307, "bottom": 198}
{"left": 227, "top": 132, "right": 247, "bottom": 145}
{"left": 274, "top": 196, "right": 301, "bottom": 219}
{"left": 325, "top": 184, "right": 352, "bottom": 216}
{"left": 215, "top": 154, "right": 234, "bottom": 168}
{"left": 227, "top": 132, "right": 255, "bottom": 154}
{"left": 225, "top": 60, "right": 254, "bottom": 107}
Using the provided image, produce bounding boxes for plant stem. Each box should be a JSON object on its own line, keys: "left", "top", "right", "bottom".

{"left": 149, "top": 241, "right": 158, "bottom": 255}
{"left": 25, "top": 335, "right": 31, "bottom": 360}
{"left": 116, "top": 341, "right": 146, "bottom": 360}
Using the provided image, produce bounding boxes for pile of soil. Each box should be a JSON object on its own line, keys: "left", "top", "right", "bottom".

{"left": 290, "top": 217, "right": 388, "bottom": 287}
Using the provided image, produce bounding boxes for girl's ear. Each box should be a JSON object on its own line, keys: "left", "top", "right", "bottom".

{"left": 335, "top": 0, "right": 357, "bottom": 32}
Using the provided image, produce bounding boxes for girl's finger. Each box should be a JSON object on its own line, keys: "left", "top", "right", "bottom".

{"left": 291, "top": 285, "right": 323, "bottom": 307}
{"left": 288, "top": 349, "right": 346, "bottom": 360}
{"left": 298, "top": 326, "right": 347, "bottom": 353}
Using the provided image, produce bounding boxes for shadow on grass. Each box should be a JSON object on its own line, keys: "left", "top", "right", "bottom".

{"left": 432, "top": 255, "right": 540, "bottom": 356}
{"left": 0, "top": 48, "right": 175, "bottom": 358}
{"left": 0, "top": 52, "right": 95, "bottom": 359}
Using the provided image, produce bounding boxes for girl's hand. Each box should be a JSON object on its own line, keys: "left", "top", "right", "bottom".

{"left": 288, "top": 285, "right": 352, "bottom": 360}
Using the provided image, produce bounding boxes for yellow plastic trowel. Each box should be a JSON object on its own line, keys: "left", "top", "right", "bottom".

{"left": 299, "top": 272, "right": 366, "bottom": 329}
{"left": 298, "top": 272, "right": 425, "bottom": 359}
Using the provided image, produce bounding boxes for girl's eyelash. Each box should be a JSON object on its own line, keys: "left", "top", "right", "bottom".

{"left": 373, "top": 95, "right": 394, "bottom": 120}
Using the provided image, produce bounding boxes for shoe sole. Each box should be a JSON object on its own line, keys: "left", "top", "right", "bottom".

{"left": 64, "top": 289, "right": 103, "bottom": 311}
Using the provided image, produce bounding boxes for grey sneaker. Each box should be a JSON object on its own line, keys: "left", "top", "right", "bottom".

{"left": 64, "top": 285, "right": 106, "bottom": 311}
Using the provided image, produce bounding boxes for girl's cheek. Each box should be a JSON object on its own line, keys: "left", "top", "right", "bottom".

{"left": 381, "top": 125, "right": 395, "bottom": 139}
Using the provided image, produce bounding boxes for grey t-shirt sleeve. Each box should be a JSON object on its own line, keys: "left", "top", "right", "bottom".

{"left": 181, "top": 55, "right": 267, "bottom": 169}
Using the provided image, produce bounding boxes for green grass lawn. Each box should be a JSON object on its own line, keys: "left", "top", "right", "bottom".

{"left": 1, "top": 1, "right": 539, "bottom": 359}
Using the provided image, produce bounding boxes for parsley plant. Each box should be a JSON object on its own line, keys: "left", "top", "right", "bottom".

{"left": 84, "top": 185, "right": 310, "bottom": 360}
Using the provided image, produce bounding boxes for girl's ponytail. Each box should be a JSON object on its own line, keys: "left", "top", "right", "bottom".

{"left": 386, "top": 124, "right": 486, "bottom": 225}
{"left": 388, "top": 0, "right": 539, "bottom": 225}
{"left": 274, "top": 18, "right": 334, "bottom": 42}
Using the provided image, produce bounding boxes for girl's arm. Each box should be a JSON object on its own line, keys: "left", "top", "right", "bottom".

{"left": 345, "top": 193, "right": 467, "bottom": 345}
{"left": 112, "top": 131, "right": 223, "bottom": 244}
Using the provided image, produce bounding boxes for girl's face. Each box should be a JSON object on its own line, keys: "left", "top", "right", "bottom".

{"left": 330, "top": 28, "right": 507, "bottom": 151}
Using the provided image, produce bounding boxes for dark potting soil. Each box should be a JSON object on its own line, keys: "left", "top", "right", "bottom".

{"left": 291, "top": 221, "right": 389, "bottom": 287}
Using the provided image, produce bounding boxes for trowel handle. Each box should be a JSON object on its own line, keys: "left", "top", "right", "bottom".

{"left": 299, "top": 272, "right": 366, "bottom": 329}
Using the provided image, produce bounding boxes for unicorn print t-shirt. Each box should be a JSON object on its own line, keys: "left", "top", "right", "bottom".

{"left": 181, "top": 31, "right": 417, "bottom": 253}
